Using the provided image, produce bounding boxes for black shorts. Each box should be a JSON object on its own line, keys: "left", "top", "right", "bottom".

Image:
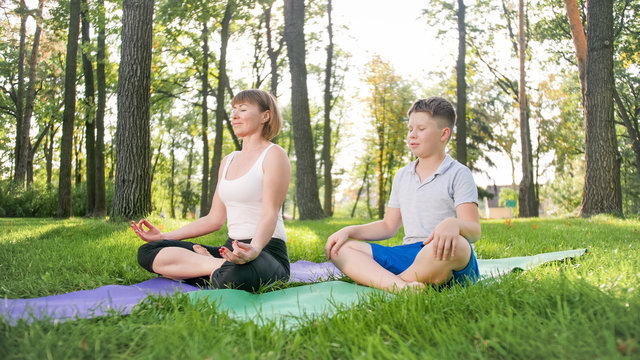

{"left": 137, "top": 237, "right": 290, "bottom": 292}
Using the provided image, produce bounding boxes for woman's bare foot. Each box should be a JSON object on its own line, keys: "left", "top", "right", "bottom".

{"left": 193, "top": 244, "right": 214, "bottom": 258}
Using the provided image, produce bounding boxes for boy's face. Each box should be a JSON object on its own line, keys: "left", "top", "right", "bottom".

{"left": 407, "top": 112, "right": 450, "bottom": 159}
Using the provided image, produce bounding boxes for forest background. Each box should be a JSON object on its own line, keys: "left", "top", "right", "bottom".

{"left": 0, "top": 0, "right": 639, "bottom": 221}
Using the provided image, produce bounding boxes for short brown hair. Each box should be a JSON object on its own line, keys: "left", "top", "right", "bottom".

{"left": 407, "top": 97, "right": 456, "bottom": 132}
{"left": 231, "top": 89, "right": 283, "bottom": 140}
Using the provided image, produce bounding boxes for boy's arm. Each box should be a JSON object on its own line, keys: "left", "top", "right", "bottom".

{"left": 423, "top": 202, "right": 481, "bottom": 260}
{"left": 325, "top": 207, "right": 402, "bottom": 260}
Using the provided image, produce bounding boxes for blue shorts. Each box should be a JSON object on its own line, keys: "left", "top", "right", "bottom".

{"left": 370, "top": 241, "right": 480, "bottom": 286}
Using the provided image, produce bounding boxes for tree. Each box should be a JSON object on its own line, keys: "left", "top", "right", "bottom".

{"left": 111, "top": 0, "right": 155, "bottom": 219}
{"left": 208, "top": 0, "right": 235, "bottom": 213}
{"left": 284, "top": 0, "right": 325, "bottom": 219}
{"left": 322, "top": 0, "right": 334, "bottom": 216}
{"left": 57, "top": 0, "right": 81, "bottom": 218}
{"left": 81, "top": 0, "right": 96, "bottom": 216}
{"left": 362, "top": 56, "right": 414, "bottom": 219}
{"left": 579, "top": 0, "right": 621, "bottom": 216}
{"left": 517, "top": 0, "right": 538, "bottom": 217}
{"left": 455, "top": 0, "right": 468, "bottom": 166}
{"left": 94, "top": 0, "right": 107, "bottom": 216}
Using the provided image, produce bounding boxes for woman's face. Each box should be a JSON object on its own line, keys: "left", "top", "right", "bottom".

{"left": 231, "top": 102, "right": 270, "bottom": 138}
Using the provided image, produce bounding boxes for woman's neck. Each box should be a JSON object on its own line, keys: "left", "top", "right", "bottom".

{"left": 240, "top": 134, "right": 269, "bottom": 153}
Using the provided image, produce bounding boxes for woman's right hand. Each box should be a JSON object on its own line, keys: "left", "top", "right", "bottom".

{"left": 131, "top": 219, "right": 164, "bottom": 243}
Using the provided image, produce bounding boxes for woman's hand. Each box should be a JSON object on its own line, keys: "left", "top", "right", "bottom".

{"left": 219, "top": 240, "right": 260, "bottom": 264}
{"left": 131, "top": 219, "right": 164, "bottom": 243}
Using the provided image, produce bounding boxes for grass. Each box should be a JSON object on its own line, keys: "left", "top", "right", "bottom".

{"left": 1, "top": 216, "right": 639, "bottom": 359}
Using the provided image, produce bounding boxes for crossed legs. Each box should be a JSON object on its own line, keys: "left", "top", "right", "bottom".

{"left": 330, "top": 236, "right": 472, "bottom": 292}
{"left": 151, "top": 246, "right": 225, "bottom": 280}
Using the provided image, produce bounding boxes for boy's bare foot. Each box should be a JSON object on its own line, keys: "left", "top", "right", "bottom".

{"left": 193, "top": 244, "right": 213, "bottom": 258}
{"left": 405, "top": 281, "right": 426, "bottom": 290}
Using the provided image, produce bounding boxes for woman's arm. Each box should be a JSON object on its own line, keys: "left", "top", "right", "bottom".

{"left": 131, "top": 157, "right": 229, "bottom": 242}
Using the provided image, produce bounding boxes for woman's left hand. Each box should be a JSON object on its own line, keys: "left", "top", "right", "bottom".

{"left": 219, "top": 240, "right": 260, "bottom": 264}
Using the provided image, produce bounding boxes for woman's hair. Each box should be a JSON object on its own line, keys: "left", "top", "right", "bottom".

{"left": 231, "top": 89, "right": 283, "bottom": 140}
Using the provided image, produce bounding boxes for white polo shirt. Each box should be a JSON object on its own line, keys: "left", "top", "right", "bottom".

{"left": 388, "top": 154, "right": 478, "bottom": 245}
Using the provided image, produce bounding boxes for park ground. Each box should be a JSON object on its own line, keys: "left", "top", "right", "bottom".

{"left": 0, "top": 216, "right": 639, "bottom": 359}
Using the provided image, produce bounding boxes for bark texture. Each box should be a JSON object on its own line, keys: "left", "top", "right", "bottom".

{"left": 111, "top": 0, "right": 155, "bottom": 219}
{"left": 57, "top": 0, "right": 81, "bottom": 218}
{"left": 284, "top": 0, "right": 325, "bottom": 219}
{"left": 579, "top": 0, "right": 621, "bottom": 216}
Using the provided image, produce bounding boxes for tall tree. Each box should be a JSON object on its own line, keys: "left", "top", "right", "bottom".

{"left": 284, "top": 0, "right": 325, "bottom": 219}
{"left": 199, "top": 20, "right": 211, "bottom": 216}
{"left": 13, "top": 0, "right": 27, "bottom": 186}
{"left": 94, "top": 0, "right": 107, "bottom": 216}
{"left": 322, "top": 0, "right": 334, "bottom": 216}
{"left": 263, "top": 0, "right": 285, "bottom": 97}
{"left": 111, "top": 0, "right": 155, "bottom": 219}
{"left": 456, "top": 0, "right": 467, "bottom": 166}
{"left": 579, "top": 0, "right": 621, "bottom": 216}
{"left": 81, "top": 0, "right": 96, "bottom": 216}
{"left": 517, "top": 0, "right": 537, "bottom": 217}
{"left": 209, "top": 0, "right": 235, "bottom": 212}
{"left": 57, "top": 0, "right": 81, "bottom": 218}
{"left": 363, "top": 56, "right": 414, "bottom": 219}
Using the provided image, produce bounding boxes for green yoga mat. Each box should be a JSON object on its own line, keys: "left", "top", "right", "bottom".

{"left": 188, "top": 248, "right": 587, "bottom": 328}
{"left": 189, "top": 281, "right": 384, "bottom": 328}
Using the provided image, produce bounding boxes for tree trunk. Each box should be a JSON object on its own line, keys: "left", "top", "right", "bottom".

{"left": 376, "top": 127, "right": 386, "bottom": 219}
{"left": 169, "top": 135, "right": 176, "bottom": 219}
{"left": 322, "top": 0, "right": 334, "bottom": 217}
{"left": 74, "top": 131, "right": 84, "bottom": 186}
{"left": 350, "top": 161, "right": 369, "bottom": 218}
{"left": 23, "top": 0, "right": 45, "bottom": 188}
{"left": 94, "top": 0, "right": 107, "bottom": 216}
{"left": 182, "top": 136, "right": 195, "bottom": 218}
{"left": 563, "top": 0, "right": 586, "bottom": 101}
{"left": 456, "top": 0, "right": 467, "bottom": 166}
{"left": 209, "top": 0, "right": 234, "bottom": 212}
{"left": 46, "top": 124, "right": 58, "bottom": 187}
{"left": 614, "top": 89, "right": 640, "bottom": 177}
{"left": 199, "top": 21, "right": 211, "bottom": 216}
{"left": 111, "top": 0, "right": 154, "bottom": 219}
{"left": 81, "top": 0, "right": 96, "bottom": 216}
{"left": 579, "top": 0, "right": 621, "bottom": 216}
{"left": 13, "top": 0, "right": 27, "bottom": 186}
{"left": 284, "top": 0, "right": 325, "bottom": 220}
{"left": 57, "top": 0, "right": 81, "bottom": 218}
{"left": 517, "top": 0, "right": 537, "bottom": 217}
{"left": 265, "top": 2, "right": 283, "bottom": 97}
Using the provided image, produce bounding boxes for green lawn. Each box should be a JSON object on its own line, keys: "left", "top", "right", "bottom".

{"left": 1, "top": 216, "right": 639, "bottom": 359}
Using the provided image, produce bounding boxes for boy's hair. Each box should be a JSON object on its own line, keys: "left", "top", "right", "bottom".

{"left": 407, "top": 97, "right": 456, "bottom": 134}
{"left": 232, "top": 89, "right": 283, "bottom": 140}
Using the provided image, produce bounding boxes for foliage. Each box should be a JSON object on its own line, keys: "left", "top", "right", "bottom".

{"left": 361, "top": 55, "right": 415, "bottom": 217}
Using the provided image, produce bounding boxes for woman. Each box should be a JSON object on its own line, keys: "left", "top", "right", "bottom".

{"left": 132, "top": 89, "right": 291, "bottom": 292}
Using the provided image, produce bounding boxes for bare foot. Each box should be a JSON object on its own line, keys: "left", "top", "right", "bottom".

{"left": 193, "top": 244, "right": 214, "bottom": 258}
{"left": 405, "top": 281, "right": 426, "bottom": 290}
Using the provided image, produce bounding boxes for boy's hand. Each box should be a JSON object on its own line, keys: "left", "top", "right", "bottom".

{"left": 423, "top": 218, "right": 460, "bottom": 261}
{"left": 325, "top": 228, "right": 350, "bottom": 260}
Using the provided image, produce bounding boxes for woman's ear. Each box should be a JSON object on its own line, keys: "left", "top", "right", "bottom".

{"left": 262, "top": 110, "right": 271, "bottom": 124}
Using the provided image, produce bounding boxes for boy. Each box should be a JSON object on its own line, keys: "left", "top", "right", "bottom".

{"left": 325, "top": 97, "right": 481, "bottom": 291}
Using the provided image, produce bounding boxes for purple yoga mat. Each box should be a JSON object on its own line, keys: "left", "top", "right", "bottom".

{"left": 0, "top": 261, "right": 342, "bottom": 324}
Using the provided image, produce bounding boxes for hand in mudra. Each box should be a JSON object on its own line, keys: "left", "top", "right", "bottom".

{"left": 219, "top": 240, "right": 260, "bottom": 264}
{"left": 131, "top": 219, "right": 163, "bottom": 242}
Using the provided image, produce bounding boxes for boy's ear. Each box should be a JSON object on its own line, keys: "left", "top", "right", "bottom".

{"left": 441, "top": 127, "right": 451, "bottom": 142}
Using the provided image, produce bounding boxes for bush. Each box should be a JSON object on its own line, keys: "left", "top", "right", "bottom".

{"left": 0, "top": 180, "right": 114, "bottom": 217}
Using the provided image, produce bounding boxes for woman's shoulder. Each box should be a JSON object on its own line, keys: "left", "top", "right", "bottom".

{"left": 263, "top": 143, "right": 290, "bottom": 170}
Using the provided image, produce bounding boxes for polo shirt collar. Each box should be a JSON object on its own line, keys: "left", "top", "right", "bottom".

{"left": 410, "top": 154, "right": 455, "bottom": 176}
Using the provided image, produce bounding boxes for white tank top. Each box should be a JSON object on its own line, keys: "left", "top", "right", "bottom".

{"left": 218, "top": 144, "right": 287, "bottom": 242}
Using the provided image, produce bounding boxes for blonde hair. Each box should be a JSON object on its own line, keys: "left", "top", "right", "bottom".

{"left": 231, "top": 89, "right": 283, "bottom": 140}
